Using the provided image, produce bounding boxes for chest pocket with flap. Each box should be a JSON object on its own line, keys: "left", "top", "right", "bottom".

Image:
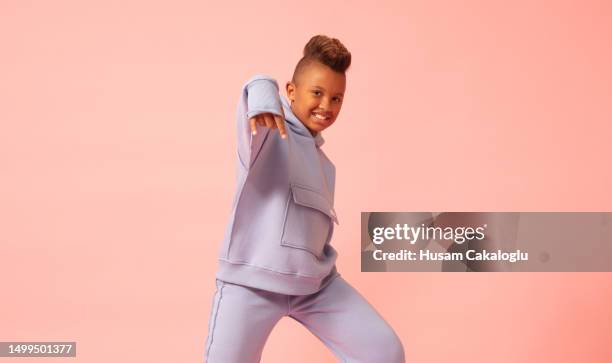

{"left": 281, "top": 183, "right": 339, "bottom": 259}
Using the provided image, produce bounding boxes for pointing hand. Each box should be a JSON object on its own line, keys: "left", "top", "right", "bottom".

{"left": 249, "top": 111, "right": 287, "bottom": 139}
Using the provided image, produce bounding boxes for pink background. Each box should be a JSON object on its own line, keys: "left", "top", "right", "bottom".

{"left": 1, "top": 0, "right": 611, "bottom": 362}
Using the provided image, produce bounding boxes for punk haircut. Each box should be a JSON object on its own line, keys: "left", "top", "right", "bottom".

{"left": 292, "top": 35, "right": 352, "bottom": 84}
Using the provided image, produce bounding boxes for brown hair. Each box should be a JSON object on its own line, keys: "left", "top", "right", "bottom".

{"left": 292, "top": 35, "right": 351, "bottom": 83}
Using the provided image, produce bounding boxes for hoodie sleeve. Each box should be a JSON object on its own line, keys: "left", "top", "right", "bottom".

{"left": 236, "top": 74, "right": 284, "bottom": 170}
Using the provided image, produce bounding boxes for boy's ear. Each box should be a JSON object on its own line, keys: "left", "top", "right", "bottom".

{"left": 285, "top": 81, "right": 296, "bottom": 103}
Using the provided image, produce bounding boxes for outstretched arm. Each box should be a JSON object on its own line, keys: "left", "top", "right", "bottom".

{"left": 236, "top": 75, "right": 287, "bottom": 170}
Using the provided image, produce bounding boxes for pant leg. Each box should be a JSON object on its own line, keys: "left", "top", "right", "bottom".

{"left": 288, "top": 275, "right": 406, "bottom": 363}
{"left": 205, "top": 279, "right": 287, "bottom": 363}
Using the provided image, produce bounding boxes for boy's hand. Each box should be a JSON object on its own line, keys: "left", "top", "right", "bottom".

{"left": 249, "top": 112, "right": 287, "bottom": 139}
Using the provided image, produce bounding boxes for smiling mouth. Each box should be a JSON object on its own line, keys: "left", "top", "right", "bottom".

{"left": 311, "top": 113, "right": 332, "bottom": 121}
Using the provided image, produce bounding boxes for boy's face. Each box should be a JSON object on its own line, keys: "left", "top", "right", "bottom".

{"left": 286, "top": 61, "right": 346, "bottom": 136}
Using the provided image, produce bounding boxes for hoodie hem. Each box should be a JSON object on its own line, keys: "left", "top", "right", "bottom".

{"left": 216, "top": 258, "right": 340, "bottom": 295}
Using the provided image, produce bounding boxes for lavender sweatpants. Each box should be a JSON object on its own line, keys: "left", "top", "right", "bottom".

{"left": 204, "top": 274, "right": 405, "bottom": 363}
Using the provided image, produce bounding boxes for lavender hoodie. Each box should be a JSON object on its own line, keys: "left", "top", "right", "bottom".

{"left": 215, "top": 75, "right": 340, "bottom": 295}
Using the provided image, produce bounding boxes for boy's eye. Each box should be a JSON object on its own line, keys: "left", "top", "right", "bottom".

{"left": 311, "top": 90, "right": 342, "bottom": 102}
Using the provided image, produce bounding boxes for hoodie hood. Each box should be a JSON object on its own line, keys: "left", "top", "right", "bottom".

{"left": 281, "top": 96, "right": 325, "bottom": 148}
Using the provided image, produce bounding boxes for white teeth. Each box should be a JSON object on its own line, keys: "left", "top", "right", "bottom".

{"left": 312, "top": 113, "right": 329, "bottom": 120}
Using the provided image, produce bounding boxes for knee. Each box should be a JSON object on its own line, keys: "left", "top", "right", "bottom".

{"left": 364, "top": 328, "right": 405, "bottom": 363}
{"left": 380, "top": 334, "right": 405, "bottom": 363}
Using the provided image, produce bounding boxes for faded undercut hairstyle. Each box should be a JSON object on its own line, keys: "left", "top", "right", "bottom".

{"left": 292, "top": 35, "right": 352, "bottom": 84}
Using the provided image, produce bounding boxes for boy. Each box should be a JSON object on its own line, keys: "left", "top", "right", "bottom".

{"left": 205, "top": 35, "right": 405, "bottom": 363}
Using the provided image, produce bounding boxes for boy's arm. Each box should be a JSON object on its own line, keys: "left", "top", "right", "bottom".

{"left": 236, "top": 74, "right": 284, "bottom": 170}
